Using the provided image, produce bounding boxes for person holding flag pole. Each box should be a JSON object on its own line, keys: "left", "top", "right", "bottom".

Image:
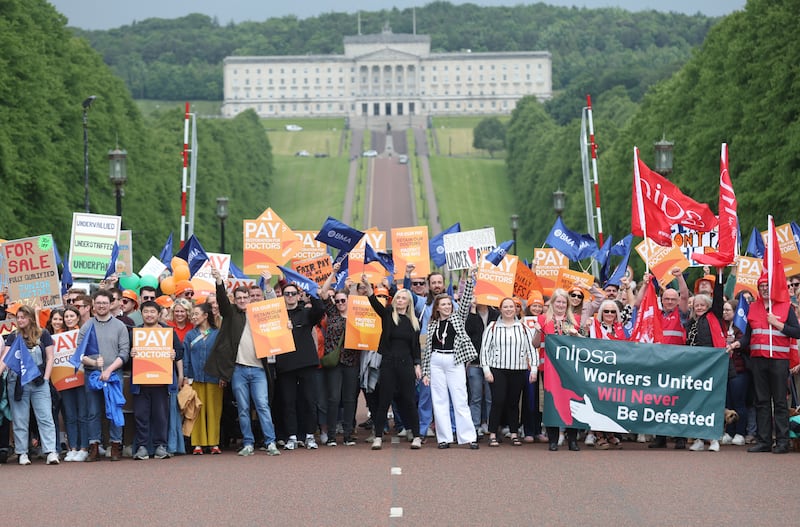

{"left": 728, "top": 216, "right": 800, "bottom": 454}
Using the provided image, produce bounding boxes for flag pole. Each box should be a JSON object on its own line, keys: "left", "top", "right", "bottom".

{"left": 633, "top": 147, "right": 649, "bottom": 274}
{"left": 767, "top": 215, "right": 774, "bottom": 358}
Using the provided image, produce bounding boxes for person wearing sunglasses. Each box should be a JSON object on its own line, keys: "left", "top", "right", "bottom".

{"left": 788, "top": 275, "right": 800, "bottom": 303}
{"left": 175, "top": 280, "right": 195, "bottom": 301}
{"left": 73, "top": 294, "right": 94, "bottom": 327}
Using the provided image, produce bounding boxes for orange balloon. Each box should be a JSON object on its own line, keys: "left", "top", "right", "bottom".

{"left": 171, "top": 256, "right": 188, "bottom": 270}
{"left": 172, "top": 263, "right": 190, "bottom": 282}
{"left": 160, "top": 275, "right": 176, "bottom": 295}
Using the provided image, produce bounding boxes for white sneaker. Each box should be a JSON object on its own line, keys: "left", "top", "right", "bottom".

{"left": 306, "top": 436, "right": 318, "bottom": 450}
{"left": 64, "top": 450, "right": 76, "bottom": 462}
{"left": 395, "top": 428, "right": 409, "bottom": 438}
{"left": 319, "top": 431, "right": 328, "bottom": 444}
{"left": 19, "top": 453, "right": 31, "bottom": 465}
{"left": 426, "top": 428, "right": 436, "bottom": 438}
{"left": 284, "top": 437, "right": 297, "bottom": 451}
{"left": 237, "top": 445, "right": 255, "bottom": 456}
{"left": 410, "top": 437, "right": 422, "bottom": 449}
{"left": 721, "top": 433, "right": 733, "bottom": 445}
{"left": 732, "top": 434, "right": 746, "bottom": 446}
{"left": 501, "top": 426, "right": 511, "bottom": 438}
{"left": 584, "top": 433, "right": 596, "bottom": 446}
{"left": 708, "top": 440, "right": 720, "bottom": 452}
{"left": 371, "top": 437, "right": 383, "bottom": 450}
{"left": 46, "top": 452, "right": 60, "bottom": 465}
{"left": 266, "top": 443, "right": 281, "bottom": 456}
{"left": 637, "top": 434, "right": 647, "bottom": 443}
{"left": 558, "top": 433, "right": 565, "bottom": 446}
{"left": 689, "top": 439, "right": 705, "bottom": 451}
{"left": 74, "top": 450, "right": 88, "bottom": 462}
{"left": 480, "top": 423, "right": 489, "bottom": 435}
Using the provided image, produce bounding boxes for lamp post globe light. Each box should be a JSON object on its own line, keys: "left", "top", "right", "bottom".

{"left": 108, "top": 147, "right": 127, "bottom": 221}
{"left": 552, "top": 188, "right": 566, "bottom": 218}
{"left": 510, "top": 214, "right": 519, "bottom": 256}
{"left": 654, "top": 135, "right": 674, "bottom": 177}
{"left": 82, "top": 95, "right": 97, "bottom": 213}
{"left": 216, "top": 197, "right": 229, "bottom": 253}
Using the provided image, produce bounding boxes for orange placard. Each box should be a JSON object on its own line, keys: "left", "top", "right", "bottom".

{"left": 635, "top": 238, "right": 691, "bottom": 288}
{"left": 292, "top": 255, "right": 333, "bottom": 289}
{"left": 391, "top": 226, "right": 430, "bottom": 280}
{"left": 292, "top": 230, "right": 329, "bottom": 260}
{"left": 51, "top": 330, "right": 84, "bottom": 391}
{"left": 734, "top": 256, "right": 762, "bottom": 299}
{"left": 533, "top": 248, "right": 568, "bottom": 296}
{"left": 132, "top": 327, "right": 174, "bottom": 384}
{"left": 344, "top": 296, "right": 382, "bottom": 350}
{"left": 514, "top": 263, "right": 542, "bottom": 300}
{"left": 247, "top": 298, "right": 295, "bottom": 358}
{"left": 348, "top": 229, "right": 389, "bottom": 284}
{"left": 243, "top": 208, "right": 302, "bottom": 275}
{"left": 762, "top": 223, "right": 800, "bottom": 276}
{"left": 555, "top": 269, "right": 595, "bottom": 295}
{"left": 474, "top": 254, "right": 518, "bottom": 307}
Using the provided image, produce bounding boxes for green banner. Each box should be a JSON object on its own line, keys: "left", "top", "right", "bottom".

{"left": 543, "top": 336, "right": 728, "bottom": 440}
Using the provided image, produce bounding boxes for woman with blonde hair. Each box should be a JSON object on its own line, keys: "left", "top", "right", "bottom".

{"left": 362, "top": 276, "right": 423, "bottom": 450}
{"left": 0, "top": 305, "right": 59, "bottom": 465}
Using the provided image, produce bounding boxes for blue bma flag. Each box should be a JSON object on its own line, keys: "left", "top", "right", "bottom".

{"left": 576, "top": 233, "right": 598, "bottom": 261}
{"left": 605, "top": 234, "right": 633, "bottom": 288}
{"left": 364, "top": 243, "right": 395, "bottom": 275}
{"left": 545, "top": 217, "right": 583, "bottom": 261}
{"left": 159, "top": 232, "right": 174, "bottom": 270}
{"left": 277, "top": 265, "right": 319, "bottom": 298}
{"left": 791, "top": 222, "right": 800, "bottom": 253}
{"left": 334, "top": 255, "right": 349, "bottom": 289}
{"left": 429, "top": 222, "right": 460, "bottom": 268}
{"left": 485, "top": 240, "right": 514, "bottom": 266}
{"left": 3, "top": 334, "right": 41, "bottom": 386}
{"left": 104, "top": 242, "right": 119, "bottom": 279}
{"left": 175, "top": 235, "right": 210, "bottom": 277}
{"left": 69, "top": 323, "right": 98, "bottom": 372}
{"left": 732, "top": 294, "right": 749, "bottom": 335}
{"left": 745, "top": 227, "right": 764, "bottom": 258}
{"left": 315, "top": 217, "right": 365, "bottom": 253}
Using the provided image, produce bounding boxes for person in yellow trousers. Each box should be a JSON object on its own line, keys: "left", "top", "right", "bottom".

{"left": 183, "top": 303, "right": 223, "bottom": 454}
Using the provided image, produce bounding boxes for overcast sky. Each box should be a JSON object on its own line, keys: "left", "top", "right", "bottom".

{"left": 49, "top": 1, "right": 746, "bottom": 30}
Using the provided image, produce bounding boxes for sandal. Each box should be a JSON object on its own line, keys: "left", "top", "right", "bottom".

{"left": 609, "top": 437, "right": 622, "bottom": 449}
{"left": 488, "top": 437, "right": 500, "bottom": 447}
{"left": 512, "top": 436, "right": 523, "bottom": 446}
{"left": 596, "top": 439, "right": 609, "bottom": 450}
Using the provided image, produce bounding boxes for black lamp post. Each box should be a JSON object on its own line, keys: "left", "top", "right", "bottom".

{"left": 510, "top": 214, "right": 519, "bottom": 255}
{"left": 108, "top": 147, "right": 127, "bottom": 221}
{"left": 553, "top": 188, "right": 566, "bottom": 217}
{"left": 216, "top": 197, "right": 229, "bottom": 253}
{"left": 82, "top": 95, "right": 97, "bottom": 213}
{"left": 654, "top": 135, "right": 674, "bottom": 177}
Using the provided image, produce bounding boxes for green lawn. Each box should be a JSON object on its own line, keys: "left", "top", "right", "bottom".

{"left": 261, "top": 117, "right": 345, "bottom": 132}
{"left": 267, "top": 156, "right": 349, "bottom": 230}
{"left": 428, "top": 156, "right": 533, "bottom": 259}
{"left": 267, "top": 129, "right": 343, "bottom": 157}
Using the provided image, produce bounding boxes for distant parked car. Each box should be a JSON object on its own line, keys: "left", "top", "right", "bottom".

{"left": 314, "top": 153, "right": 329, "bottom": 158}
{"left": 285, "top": 124, "right": 303, "bottom": 131}
{"left": 295, "top": 150, "right": 310, "bottom": 157}
{"left": 398, "top": 155, "right": 409, "bottom": 164}
{"left": 362, "top": 150, "right": 378, "bottom": 157}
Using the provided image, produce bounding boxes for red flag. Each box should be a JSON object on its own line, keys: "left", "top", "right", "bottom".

{"left": 628, "top": 277, "right": 664, "bottom": 343}
{"left": 631, "top": 148, "right": 718, "bottom": 247}
{"left": 693, "top": 143, "right": 737, "bottom": 267}
{"left": 765, "top": 215, "right": 791, "bottom": 304}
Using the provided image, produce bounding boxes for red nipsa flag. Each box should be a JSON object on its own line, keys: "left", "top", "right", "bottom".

{"left": 631, "top": 148, "right": 718, "bottom": 247}
{"left": 693, "top": 143, "right": 737, "bottom": 267}
{"left": 628, "top": 277, "right": 663, "bottom": 343}
{"left": 765, "top": 215, "right": 791, "bottom": 304}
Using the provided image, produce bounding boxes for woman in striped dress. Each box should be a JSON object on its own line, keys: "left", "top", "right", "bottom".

{"left": 480, "top": 297, "right": 538, "bottom": 447}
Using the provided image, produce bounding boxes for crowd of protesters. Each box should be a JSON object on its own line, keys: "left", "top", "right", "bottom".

{"left": 1, "top": 261, "right": 799, "bottom": 465}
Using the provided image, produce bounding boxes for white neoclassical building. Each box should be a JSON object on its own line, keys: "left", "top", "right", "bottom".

{"left": 222, "top": 26, "right": 552, "bottom": 120}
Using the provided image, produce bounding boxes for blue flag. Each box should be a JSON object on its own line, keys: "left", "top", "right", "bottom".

{"left": 595, "top": 236, "right": 614, "bottom": 284}
{"left": 61, "top": 259, "right": 73, "bottom": 298}
{"left": 277, "top": 265, "right": 319, "bottom": 298}
{"left": 69, "top": 323, "right": 98, "bottom": 372}
{"left": 745, "top": 227, "right": 764, "bottom": 258}
{"left": 364, "top": 243, "right": 395, "bottom": 275}
{"left": 334, "top": 255, "right": 349, "bottom": 289}
{"left": 315, "top": 217, "right": 365, "bottom": 253}
{"left": 791, "top": 222, "right": 800, "bottom": 253}
{"left": 732, "top": 294, "right": 749, "bottom": 335}
{"left": 159, "top": 232, "right": 174, "bottom": 270}
{"left": 104, "top": 242, "right": 119, "bottom": 279}
{"left": 52, "top": 238, "right": 62, "bottom": 268}
{"left": 485, "top": 240, "right": 514, "bottom": 266}
{"left": 545, "top": 217, "right": 584, "bottom": 261}
{"left": 175, "top": 235, "right": 210, "bottom": 277}
{"left": 333, "top": 249, "right": 349, "bottom": 266}
{"left": 576, "top": 233, "right": 598, "bottom": 261}
{"left": 429, "top": 222, "right": 460, "bottom": 268}
{"left": 605, "top": 234, "right": 633, "bottom": 288}
{"left": 3, "top": 334, "right": 41, "bottom": 385}
{"left": 228, "top": 261, "right": 247, "bottom": 279}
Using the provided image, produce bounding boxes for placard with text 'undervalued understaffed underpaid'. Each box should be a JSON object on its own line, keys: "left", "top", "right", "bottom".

{"left": 69, "top": 213, "right": 121, "bottom": 279}
{"left": 543, "top": 335, "right": 727, "bottom": 440}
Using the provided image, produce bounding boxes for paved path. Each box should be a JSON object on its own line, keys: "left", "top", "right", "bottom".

{"left": 413, "top": 127, "right": 441, "bottom": 236}
{"left": 5, "top": 436, "right": 798, "bottom": 525}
